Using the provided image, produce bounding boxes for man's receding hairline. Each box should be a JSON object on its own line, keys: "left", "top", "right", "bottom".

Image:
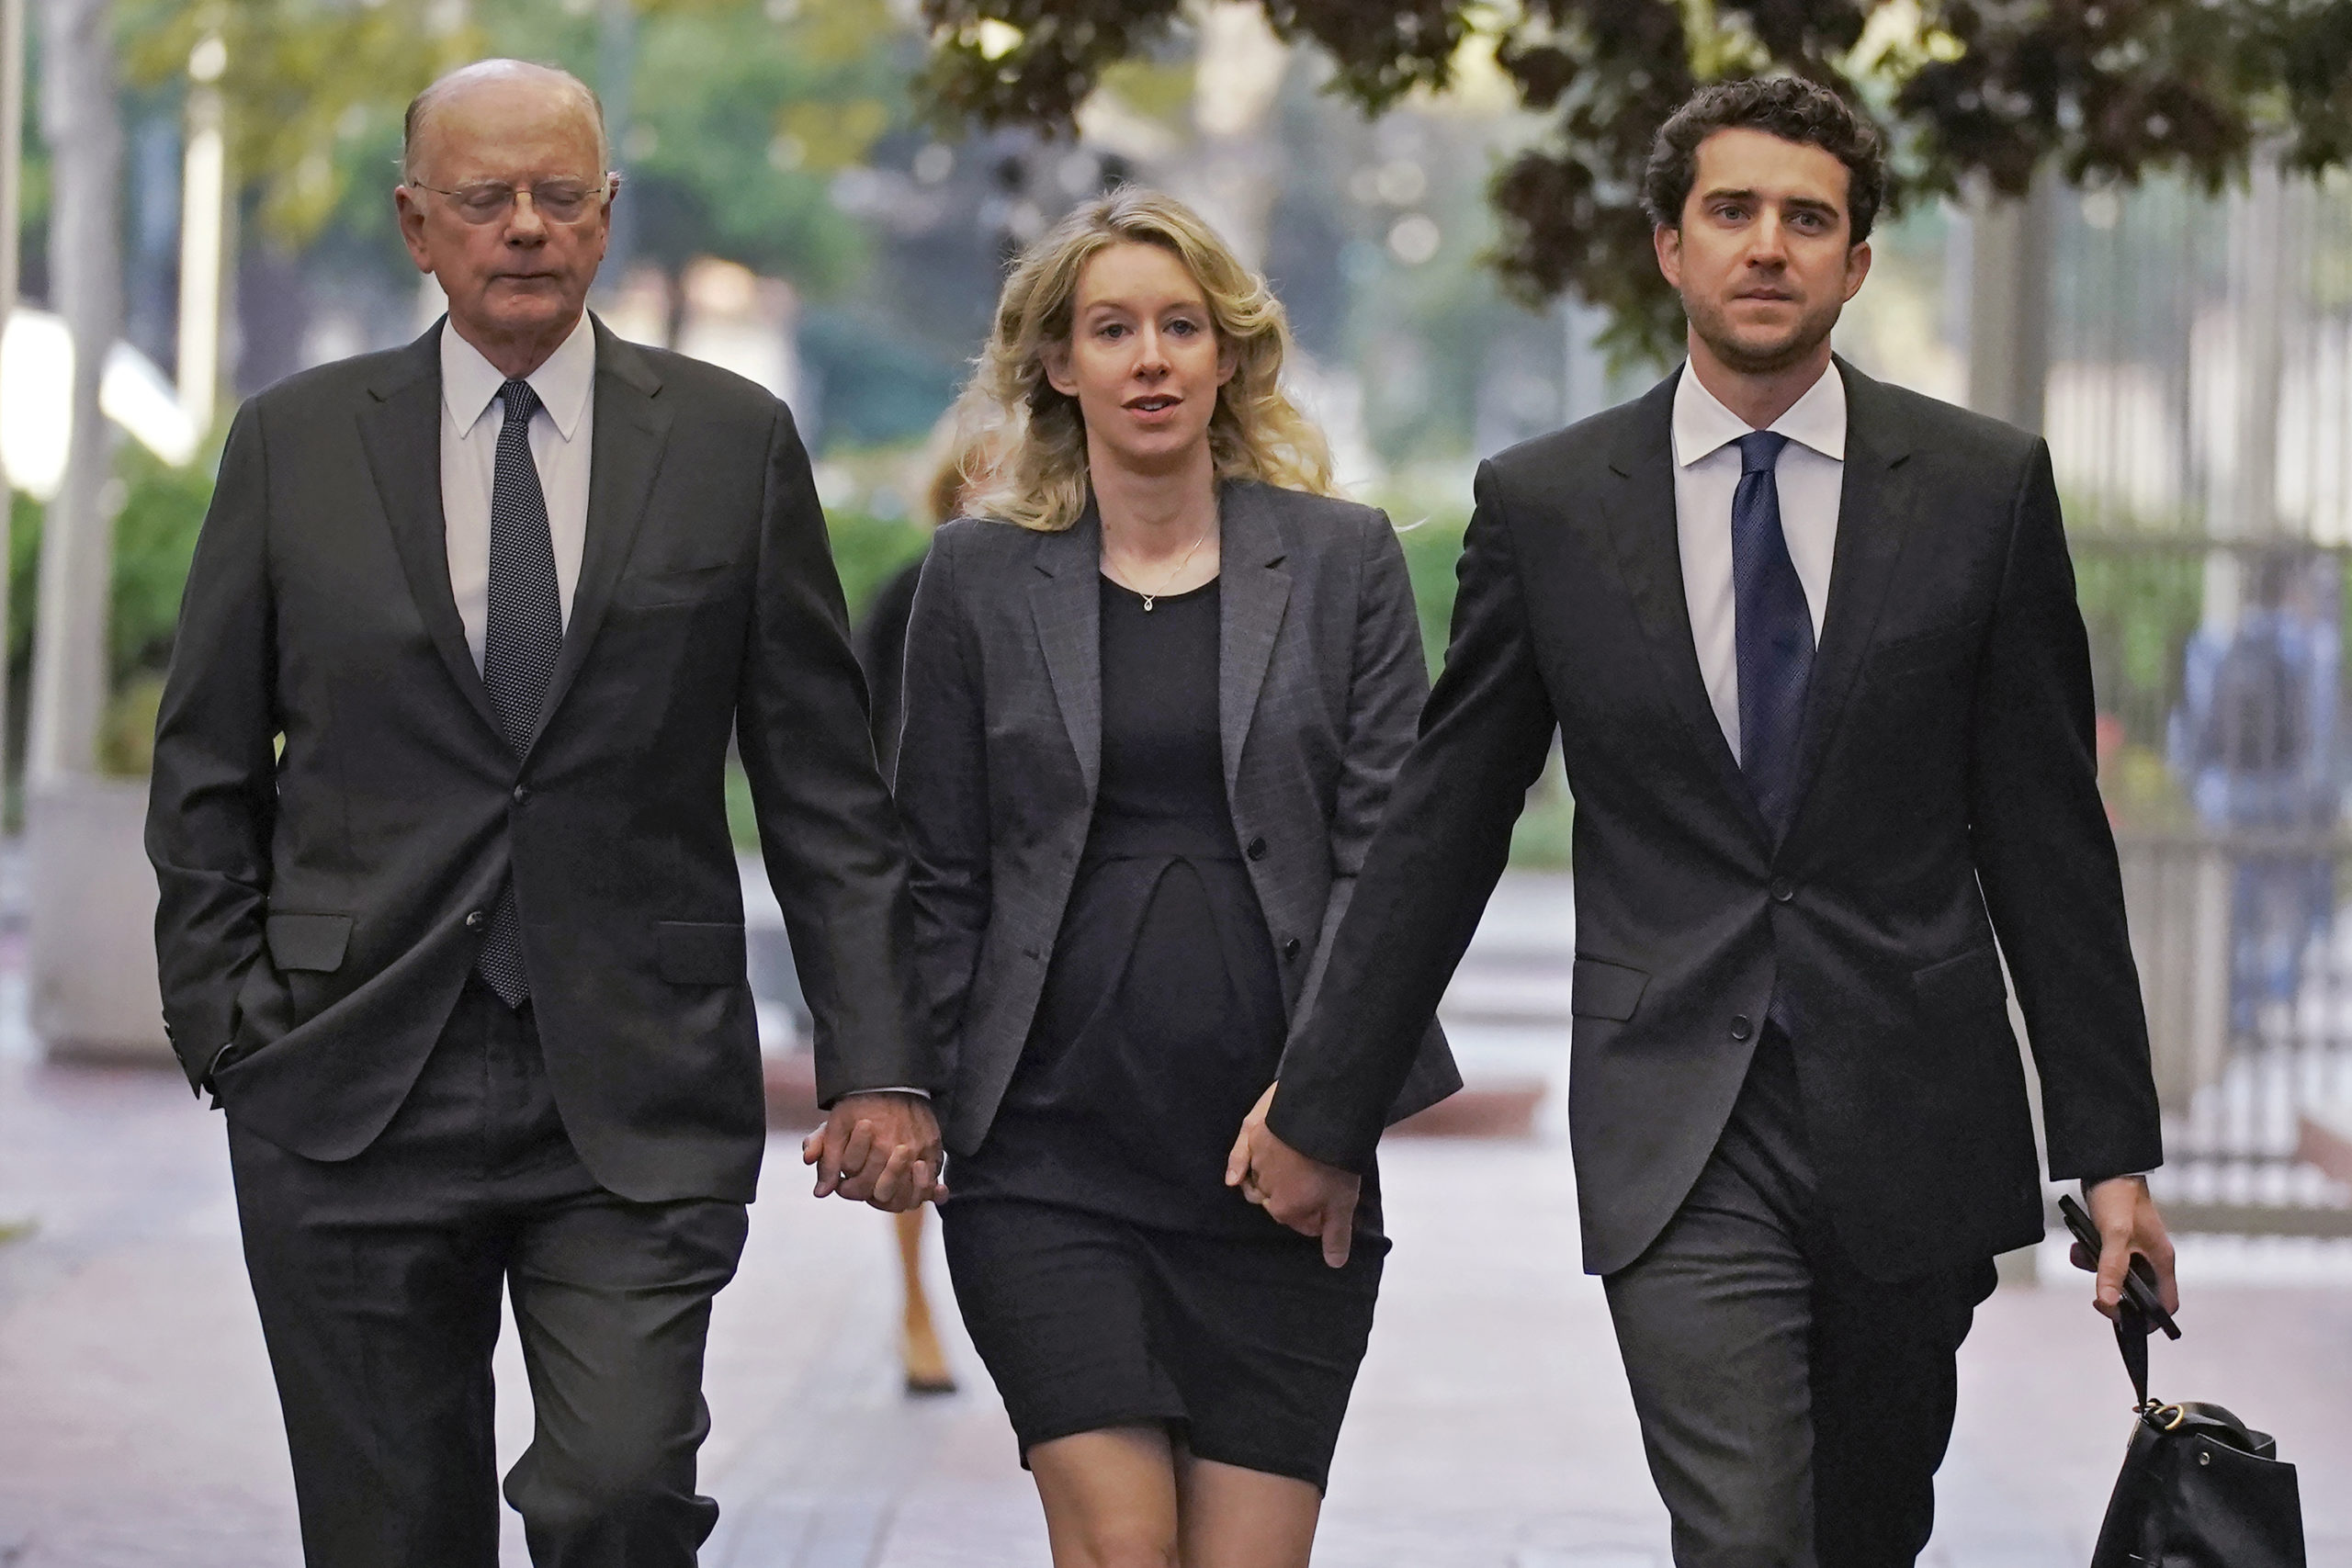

{"left": 402, "top": 61, "right": 609, "bottom": 185}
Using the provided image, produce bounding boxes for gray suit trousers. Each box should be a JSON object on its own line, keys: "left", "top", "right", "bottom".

{"left": 1602, "top": 1028, "right": 1999, "bottom": 1568}
{"left": 228, "top": 979, "right": 749, "bottom": 1568}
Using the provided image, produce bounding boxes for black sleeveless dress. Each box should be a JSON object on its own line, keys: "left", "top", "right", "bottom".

{"left": 941, "top": 575, "right": 1385, "bottom": 1490}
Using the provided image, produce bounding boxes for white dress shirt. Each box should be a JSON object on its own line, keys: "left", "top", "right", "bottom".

{"left": 441, "top": 314, "right": 597, "bottom": 671}
{"left": 1671, "top": 360, "right": 1847, "bottom": 763}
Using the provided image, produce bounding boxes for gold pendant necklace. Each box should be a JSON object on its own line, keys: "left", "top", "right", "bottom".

{"left": 1132, "top": 523, "right": 1212, "bottom": 612}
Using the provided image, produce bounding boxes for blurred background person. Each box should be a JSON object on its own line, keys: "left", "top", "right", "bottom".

{"left": 2175, "top": 550, "right": 2344, "bottom": 1037}
{"left": 855, "top": 417, "right": 1004, "bottom": 1397}
{"left": 893, "top": 188, "right": 1456, "bottom": 1567}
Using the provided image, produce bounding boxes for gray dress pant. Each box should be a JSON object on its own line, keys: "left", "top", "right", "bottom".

{"left": 1602, "top": 1026, "right": 1998, "bottom": 1568}
{"left": 227, "top": 976, "right": 750, "bottom": 1568}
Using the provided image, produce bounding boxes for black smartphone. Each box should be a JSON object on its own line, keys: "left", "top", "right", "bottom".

{"left": 2057, "top": 1192, "right": 2180, "bottom": 1339}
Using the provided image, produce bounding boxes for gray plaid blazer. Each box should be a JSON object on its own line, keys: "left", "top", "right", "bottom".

{"left": 895, "top": 479, "right": 1461, "bottom": 1156}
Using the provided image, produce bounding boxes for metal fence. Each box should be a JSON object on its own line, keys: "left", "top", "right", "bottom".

{"left": 2046, "top": 164, "right": 2352, "bottom": 1233}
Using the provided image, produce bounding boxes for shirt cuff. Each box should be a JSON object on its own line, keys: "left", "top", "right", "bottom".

{"left": 849, "top": 1086, "right": 930, "bottom": 1100}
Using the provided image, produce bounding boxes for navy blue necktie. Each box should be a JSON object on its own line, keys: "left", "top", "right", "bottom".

{"left": 1732, "top": 430, "right": 1813, "bottom": 840}
{"left": 476, "top": 378, "right": 563, "bottom": 1007}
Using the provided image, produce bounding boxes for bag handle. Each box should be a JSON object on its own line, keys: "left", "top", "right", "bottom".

{"left": 2115, "top": 1302, "right": 2151, "bottom": 1408}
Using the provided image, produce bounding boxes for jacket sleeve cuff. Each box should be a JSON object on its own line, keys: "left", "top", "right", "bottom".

{"left": 1263, "top": 1089, "right": 1378, "bottom": 1176}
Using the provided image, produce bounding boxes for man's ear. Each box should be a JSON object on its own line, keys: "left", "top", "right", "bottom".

{"left": 395, "top": 187, "right": 434, "bottom": 275}
{"left": 1842, "top": 238, "right": 1872, "bottom": 303}
{"left": 1654, "top": 222, "right": 1683, "bottom": 291}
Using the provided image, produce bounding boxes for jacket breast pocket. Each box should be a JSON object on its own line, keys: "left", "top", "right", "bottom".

{"left": 266, "top": 912, "right": 352, "bottom": 973}
{"left": 1571, "top": 956, "right": 1650, "bottom": 1021}
{"left": 1871, "top": 626, "right": 1976, "bottom": 682}
{"left": 657, "top": 920, "right": 747, "bottom": 986}
{"left": 614, "top": 561, "right": 732, "bottom": 611}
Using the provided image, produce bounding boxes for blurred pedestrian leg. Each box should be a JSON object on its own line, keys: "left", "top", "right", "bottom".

{"left": 898, "top": 1208, "right": 956, "bottom": 1394}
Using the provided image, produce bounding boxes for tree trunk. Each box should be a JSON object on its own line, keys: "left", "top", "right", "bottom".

{"left": 29, "top": 0, "right": 119, "bottom": 786}
{"left": 1175, "top": 1, "right": 1286, "bottom": 269}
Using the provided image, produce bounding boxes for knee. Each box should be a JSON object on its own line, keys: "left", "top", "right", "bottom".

{"left": 508, "top": 1434, "right": 703, "bottom": 1544}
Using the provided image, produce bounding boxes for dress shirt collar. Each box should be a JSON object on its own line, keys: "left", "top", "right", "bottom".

{"left": 441, "top": 311, "right": 596, "bottom": 443}
{"left": 1671, "top": 355, "right": 1847, "bottom": 468}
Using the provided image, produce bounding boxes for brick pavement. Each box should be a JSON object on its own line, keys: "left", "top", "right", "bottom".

{"left": 5, "top": 1050, "right": 2349, "bottom": 1567}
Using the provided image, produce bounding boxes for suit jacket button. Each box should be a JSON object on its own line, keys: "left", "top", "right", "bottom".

{"left": 465, "top": 909, "right": 486, "bottom": 931}
{"left": 1247, "top": 837, "right": 1268, "bottom": 860}
{"left": 1730, "top": 1014, "right": 1753, "bottom": 1041}
{"left": 1281, "top": 935, "right": 1301, "bottom": 959}
{"left": 1770, "top": 878, "right": 1794, "bottom": 903}
{"left": 512, "top": 784, "right": 530, "bottom": 805}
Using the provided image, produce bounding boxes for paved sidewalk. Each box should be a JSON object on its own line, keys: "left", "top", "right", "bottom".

{"left": 4, "top": 1052, "right": 2348, "bottom": 1567}
{"left": 5, "top": 869, "right": 2349, "bottom": 1564}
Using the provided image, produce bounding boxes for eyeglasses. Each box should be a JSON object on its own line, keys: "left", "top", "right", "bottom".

{"left": 408, "top": 176, "right": 613, "bottom": 225}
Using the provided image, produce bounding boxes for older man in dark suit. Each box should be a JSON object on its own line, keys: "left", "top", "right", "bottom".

{"left": 146, "top": 59, "right": 937, "bottom": 1567}
{"left": 1236, "top": 79, "right": 2179, "bottom": 1564}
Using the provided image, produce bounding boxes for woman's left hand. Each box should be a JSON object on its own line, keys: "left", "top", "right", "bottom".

{"left": 1227, "top": 1083, "right": 1280, "bottom": 1206}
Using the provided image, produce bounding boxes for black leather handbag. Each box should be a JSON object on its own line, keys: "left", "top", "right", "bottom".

{"left": 2086, "top": 1290, "right": 2307, "bottom": 1567}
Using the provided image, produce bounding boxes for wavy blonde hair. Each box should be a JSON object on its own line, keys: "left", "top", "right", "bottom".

{"left": 953, "top": 187, "right": 1336, "bottom": 533}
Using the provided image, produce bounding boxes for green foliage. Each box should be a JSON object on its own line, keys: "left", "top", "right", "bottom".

{"left": 6, "top": 446, "right": 211, "bottom": 691}
{"left": 119, "top": 0, "right": 917, "bottom": 291}
{"left": 6, "top": 445, "right": 216, "bottom": 777}
{"left": 623, "top": 3, "right": 895, "bottom": 288}
{"left": 921, "top": 0, "right": 2352, "bottom": 362}
{"left": 727, "top": 757, "right": 761, "bottom": 848}
{"left": 119, "top": 0, "right": 478, "bottom": 248}
{"left": 1390, "top": 510, "right": 1469, "bottom": 678}
{"left": 469, "top": 0, "right": 911, "bottom": 290}
{"left": 1511, "top": 756, "right": 1577, "bottom": 870}
{"left": 107, "top": 447, "right": 216, "bottom": 681}
{"left": 826, "top": 508, "right": 933, "bottom": 626}
{"left": 2073, "top": 539, "right": 2207, "bottom": 748}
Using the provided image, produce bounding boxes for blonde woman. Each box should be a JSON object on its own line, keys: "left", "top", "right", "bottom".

{"left": 894, "top": 189, "right": 1458, "bottom": 1563}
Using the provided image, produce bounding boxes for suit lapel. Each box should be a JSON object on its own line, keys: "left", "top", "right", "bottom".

{"left": 1784, "top": 359, "right": 1917, "bottom": 825}
{"left": 1601, "top": 371, "right": 1768, "bottom": 840}
{"left": 1030, "top": 508, "right": 1102, "bottom": 797}
{"left": 1216, "top": 482, "right": 1292, "bottom": 798}
{"left": 356, "top": 322, "right": 504, "bottom": 740}
{"left": 535, "top": 320, "right": 673, "bottom": 746}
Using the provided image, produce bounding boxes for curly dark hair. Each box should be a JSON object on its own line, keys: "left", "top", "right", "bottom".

{"left": 1642, "top": 78, "right": 1886, "bottom": 244}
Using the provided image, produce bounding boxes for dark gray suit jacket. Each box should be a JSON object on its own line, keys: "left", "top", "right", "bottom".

{"left": 895, "top": 479, "right": 1460, "bottom": 1157}
{"left": 146, "top": 317, "right": 929, "bottom": 1204}
{"left": 1271, "top": 361, "right": 2163, "bottom": 1280}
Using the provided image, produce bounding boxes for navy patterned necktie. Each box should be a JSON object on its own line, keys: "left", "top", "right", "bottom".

{"left": 1732, "top": 429, "right": 1814, "bottom": 840}
{"left": 476, "top": 378, "right": 562, "bottom": 1006}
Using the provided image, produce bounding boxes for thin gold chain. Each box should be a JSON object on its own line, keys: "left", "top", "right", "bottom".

{"left": 1113, "top": 522, "right": 1213, "bottom": 611}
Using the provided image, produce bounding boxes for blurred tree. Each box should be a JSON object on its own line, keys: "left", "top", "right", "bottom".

{"left": 115, "top": 0, "right": 910, "bottom": 288}
{"left": 595, "top": 0, "right": 910, "bottom": 288}
{"left": 118, "top": 0, "right": 478, "bottom": 249}
{"left": 919, "top": 0, "right": 2352, "bottom": 360}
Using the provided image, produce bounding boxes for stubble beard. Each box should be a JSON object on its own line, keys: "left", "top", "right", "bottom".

{"left": 1685, "top": 291, "right": 1843, "bottom": 378}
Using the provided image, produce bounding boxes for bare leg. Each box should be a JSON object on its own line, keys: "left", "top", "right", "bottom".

{"left": 1175, "top": 1453, "right": 1321, "bottom": 1568}
{"left": 896, "top": 1207, "right": 956, "bottom": 1394}
{"left": 1029, "top": 1427, "right": 1182, "bottom": 1568}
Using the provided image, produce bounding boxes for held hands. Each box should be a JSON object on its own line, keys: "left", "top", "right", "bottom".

{"left": 802, "top": 1091, "right": 945, "bottom": 1213}
{"left": 1226, "top": 1081, "right": 1362, "bottom": 1269}
{"left": 2071, "top": 1174, "right": 2181, "bottom": 1322}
